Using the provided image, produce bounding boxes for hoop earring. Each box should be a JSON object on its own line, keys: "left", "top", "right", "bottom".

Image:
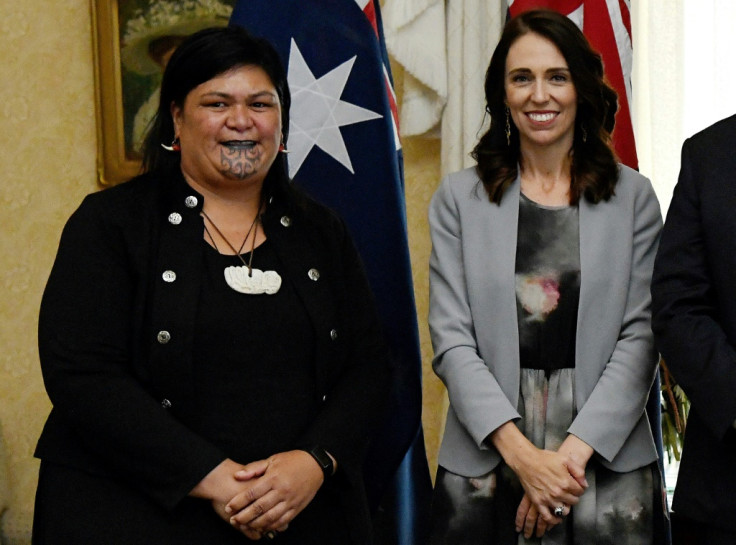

{"left": 278, "top": 142, "right": 289, "bottom": 154}
{"left": 161, "top": 137, "right": 180, "bottom": 152}
{"left": 505, "top": 107, "right": 511, "bottom": 147}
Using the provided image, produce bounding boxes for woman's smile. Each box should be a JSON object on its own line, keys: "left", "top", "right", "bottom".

{"left": 526, "top": 111, "right": 558, "bottom": 123}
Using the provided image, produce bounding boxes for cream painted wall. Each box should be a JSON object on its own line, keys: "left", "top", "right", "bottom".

{"left": 399, "top": 120, "right": 446, "bottom": 482}
{"left": 0, "top": 2, "right": 444, "bottom": 543}
{"left": 0, "top": 1, "right": 99, "bottom": 543}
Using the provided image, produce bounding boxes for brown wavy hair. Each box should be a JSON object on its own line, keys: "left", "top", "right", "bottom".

{"left": 471, "top": 9, "right": 620, "bottom": 205}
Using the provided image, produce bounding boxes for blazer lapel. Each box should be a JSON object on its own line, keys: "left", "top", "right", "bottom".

{"left": 471, "top": 175, "right": 522, "bottom": 403}
{"left": 576, "top": 195, "right": 623, "bottom": 398}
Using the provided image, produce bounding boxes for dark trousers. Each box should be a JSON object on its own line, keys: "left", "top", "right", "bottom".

{"left": 671, "top": 513, "right": 736, "bottom": 545}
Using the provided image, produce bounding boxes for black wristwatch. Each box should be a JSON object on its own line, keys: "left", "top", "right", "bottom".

{"left": 302, "top": 446, "right": 334, "bottom": 479}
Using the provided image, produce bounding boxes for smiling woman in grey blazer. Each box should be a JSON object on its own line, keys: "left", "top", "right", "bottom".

{"left": 428, "top": 10, "right": 666, "bottom": 545}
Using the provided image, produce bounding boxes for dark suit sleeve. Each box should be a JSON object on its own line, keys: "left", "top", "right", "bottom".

{"left": 38, "top": 196, "right": 225, "bottom": 511}
{"left": 651, "top": 138, "right": 736, "bottom": 441}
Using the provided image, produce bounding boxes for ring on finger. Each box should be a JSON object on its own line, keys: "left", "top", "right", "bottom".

{"left": 554, "top": 505, "right": 566, "bottom": 518}
{"left": 264, "top": 530, "right": 277, "bottom": 540}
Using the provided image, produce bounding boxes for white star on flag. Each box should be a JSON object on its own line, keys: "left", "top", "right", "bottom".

{"left": 286, "top": 39, "right": 382, "bottom": 178}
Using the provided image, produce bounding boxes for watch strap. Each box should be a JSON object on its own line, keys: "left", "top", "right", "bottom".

{"left": 302, "top": 445, "right": 333, "bottom": 479}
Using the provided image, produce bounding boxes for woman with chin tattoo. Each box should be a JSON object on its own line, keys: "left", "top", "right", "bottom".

{"left": 33, "top": 26, "right": 389, "bottom": 544}
{"left": 427, "top": 10, "right": 667, "bottom": 545}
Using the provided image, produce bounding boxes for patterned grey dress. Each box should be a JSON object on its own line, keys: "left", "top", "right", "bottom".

{"left": 429, "top": 194, "right": 664, "bottom": 545}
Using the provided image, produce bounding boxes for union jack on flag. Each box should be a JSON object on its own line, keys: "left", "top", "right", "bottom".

{"left": 509, "top": 0, "right": 638, "bottom": 169}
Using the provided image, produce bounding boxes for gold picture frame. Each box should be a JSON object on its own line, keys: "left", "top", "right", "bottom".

{"left": 91, "top": 0, "right": 235, "bottom": 185}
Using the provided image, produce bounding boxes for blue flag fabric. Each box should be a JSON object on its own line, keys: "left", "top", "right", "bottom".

{"left": 230, "top": 1, "right": 432, "bottom": 542}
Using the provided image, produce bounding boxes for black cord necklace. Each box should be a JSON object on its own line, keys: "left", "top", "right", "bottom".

{"left": 200, "top": 203, "right": 281, "bottom": 295}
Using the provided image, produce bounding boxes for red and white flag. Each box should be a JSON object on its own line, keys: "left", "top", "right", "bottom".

{"left": 509, "top": 0, "right": 637, "bottom": 169}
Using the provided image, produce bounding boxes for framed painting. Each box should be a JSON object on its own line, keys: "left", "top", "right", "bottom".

{"left": 91, "top": 0, "right": 236, "bottom": 185}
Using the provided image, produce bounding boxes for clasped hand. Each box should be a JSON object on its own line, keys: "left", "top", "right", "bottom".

{"left": 191, "top": 451, "right": 325, "bottom": 540}
{"left": 513, "top": 435, "right": 592, "bottom": 539}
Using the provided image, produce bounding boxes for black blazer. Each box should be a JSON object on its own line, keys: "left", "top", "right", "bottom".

{"left": 36, "top": 171, "right": 390, "bottom": 543}
{"left": 652, "top": 114, "right": 736, "bottom": 526}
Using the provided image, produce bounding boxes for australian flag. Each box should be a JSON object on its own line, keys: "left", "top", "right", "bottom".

{"left": 230, "top": 1, "right": 432, "bottom": 543}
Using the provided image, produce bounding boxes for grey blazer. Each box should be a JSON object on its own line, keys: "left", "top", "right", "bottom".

{"left": 428, "top": 165, "right": 662, "bottom": 477}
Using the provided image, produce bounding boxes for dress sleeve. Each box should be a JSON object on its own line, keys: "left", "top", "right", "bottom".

{"left": 294, "top": 214, "right": 391, "bottom": 477}
{"left": 38, "top": 196, "right": 225, "bottom": 511}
